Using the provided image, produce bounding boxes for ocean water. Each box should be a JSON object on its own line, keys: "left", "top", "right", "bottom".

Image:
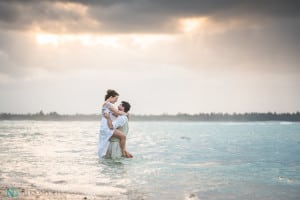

{"left": 0, "top": 120, "right": 300, "bottom": 199}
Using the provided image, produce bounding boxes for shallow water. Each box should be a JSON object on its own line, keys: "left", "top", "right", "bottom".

{"left": 0, "top": 121, "right": 300, "bottom": 199}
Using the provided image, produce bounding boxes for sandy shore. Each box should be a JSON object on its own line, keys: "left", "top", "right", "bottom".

{"left": 0, "top": 187, "right": 114, "bottom": 200}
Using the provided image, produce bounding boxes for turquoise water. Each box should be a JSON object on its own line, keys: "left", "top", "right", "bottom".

{"left": 0, "top": 121, "right": 299, "bottom": 199}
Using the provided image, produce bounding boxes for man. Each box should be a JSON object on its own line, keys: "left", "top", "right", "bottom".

{"left": 103, "top": 101, "right": 133, "bottom": 159}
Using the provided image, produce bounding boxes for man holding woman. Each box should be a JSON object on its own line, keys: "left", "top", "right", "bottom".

{"left": 98, "top": 89, "right": 133, "bottom": 159}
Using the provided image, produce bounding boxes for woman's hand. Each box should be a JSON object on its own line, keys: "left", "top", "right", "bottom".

{"left": 103, "top": 113, "right": 110, "bottom": 119}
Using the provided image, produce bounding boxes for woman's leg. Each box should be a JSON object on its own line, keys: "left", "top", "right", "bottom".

{"left": 111, "top": 129, "right": 127, "bottom": 157}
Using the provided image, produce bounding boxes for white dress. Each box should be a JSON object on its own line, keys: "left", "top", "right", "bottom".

{"left": 98, "top": 102, "right": 114, "bottom": 158}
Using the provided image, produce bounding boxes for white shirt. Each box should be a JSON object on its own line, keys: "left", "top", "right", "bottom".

{"left": 112, "top": 115, "right": 128, "bottom": 129}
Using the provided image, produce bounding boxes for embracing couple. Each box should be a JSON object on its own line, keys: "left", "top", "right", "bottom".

{"left": 98, "top": 89, "right": 133, "bottom": 159}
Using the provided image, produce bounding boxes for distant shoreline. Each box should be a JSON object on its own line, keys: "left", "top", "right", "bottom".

{"left": 1, "top": 111, "right": 300, "bottom": 122}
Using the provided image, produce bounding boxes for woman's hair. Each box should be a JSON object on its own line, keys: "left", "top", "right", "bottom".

{"left": 105, "top": 89, "right": 119, "bottom": 100}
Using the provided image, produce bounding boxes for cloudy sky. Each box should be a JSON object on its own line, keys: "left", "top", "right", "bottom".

{"left": 0, "top": 0, "right": 299, "bottom": 115}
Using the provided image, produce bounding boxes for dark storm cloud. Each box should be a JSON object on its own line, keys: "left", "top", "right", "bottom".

{"left": 0, "top": 0, "right": 299, "bottom": 77}
{"left": 0, "top": 0, "right": 299, "bottom": 33}
{"left": 68, "top": 0, "right": 300, "bottom": 18}
{"left": 0, "top": 0, "right": 94, "bottom": 33}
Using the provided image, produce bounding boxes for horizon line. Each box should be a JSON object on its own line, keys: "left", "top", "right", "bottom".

{"left": 1, "top": 111, "right": 300, "bottom": 116}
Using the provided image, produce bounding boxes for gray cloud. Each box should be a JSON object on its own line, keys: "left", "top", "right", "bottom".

{"left": 0, "top": 0, "right": 299, "bottom": 33}
{"left": 0, "top": 0, "right": 299, "bottom": 78}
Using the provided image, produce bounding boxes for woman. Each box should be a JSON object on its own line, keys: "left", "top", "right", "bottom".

{"left": 98, "top": 89, "right": 131, "bottom": 158}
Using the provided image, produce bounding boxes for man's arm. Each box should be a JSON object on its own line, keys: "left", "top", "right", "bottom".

{"left": 103, "top": 113, "right": 113, "bottom": 129}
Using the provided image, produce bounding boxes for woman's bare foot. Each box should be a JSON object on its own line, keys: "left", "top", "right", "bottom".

{"left": 122, "top": 150, "right": 133, "bottom": 158}
{"left": 125, "top": 151, "right": 133, "bottom": 158}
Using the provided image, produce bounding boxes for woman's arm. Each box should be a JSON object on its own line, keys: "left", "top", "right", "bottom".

{"left": 109, "top": 105, "right": 127, "bottom": 116}
{"left": 103, "top": 113, "right": 113, "bottom": 129}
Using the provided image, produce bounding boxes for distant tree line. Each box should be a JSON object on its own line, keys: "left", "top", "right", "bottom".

{"left": 0, "top": 111, "right": 99, "bottom": 121}
{"left": 0, "top": 111, "right": 300, "bottom": 121}
{"left": 130, "top": 112, "right": 300, "bottom": 122}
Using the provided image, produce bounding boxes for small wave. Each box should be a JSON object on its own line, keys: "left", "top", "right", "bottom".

{"left": 52, "top": 180, "right": 67, "bottom": 184}
{"left": 180, "top": 136, "right": 191, "bottom": 140}
{"left": 277, "top": 176, "right": 296, "bottom": 184}
{"left": 185, "top": 192, "right": 199, "bottom": 200}
{"left": 169, "top": 162, "right": 220, "bottom": 167}
{"left": 0, "top": 133, "right": 15, "bottom": 138}
{"left": 279, "top": 122, "right": 294, "bottom": 125}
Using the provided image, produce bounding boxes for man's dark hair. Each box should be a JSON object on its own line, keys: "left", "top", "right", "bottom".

{"left": 121, "top": 101, "right": 131, "bottom": 113}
